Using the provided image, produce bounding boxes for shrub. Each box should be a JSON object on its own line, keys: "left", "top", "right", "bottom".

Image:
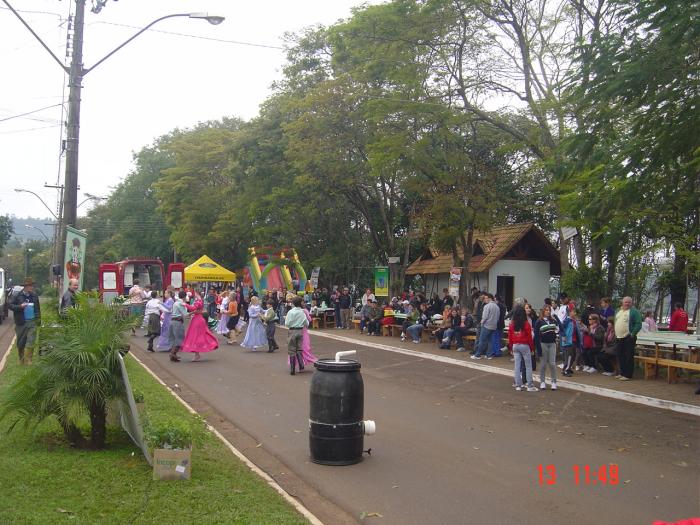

{"left": 142, "top": 412, "right": 207, "bottom": 451}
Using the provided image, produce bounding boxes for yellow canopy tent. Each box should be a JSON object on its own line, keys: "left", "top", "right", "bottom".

{"left": 184, "top": 255, "right": 236, "bottom": 282}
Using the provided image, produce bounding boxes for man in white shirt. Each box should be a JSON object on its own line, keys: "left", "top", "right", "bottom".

{"left": 361, "top": 288, "right": 376, "bottom": 307}
{"left": 285, "top": 296, "right": 309, "bottom": 375}
{"left": 145, "top": 291, "right": 170, "bottom": 352}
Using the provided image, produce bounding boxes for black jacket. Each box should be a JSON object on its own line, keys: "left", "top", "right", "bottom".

{"left": 10, "top": 290, "right": 41, "bottom": 326}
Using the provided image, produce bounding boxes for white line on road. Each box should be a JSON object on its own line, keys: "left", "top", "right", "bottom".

{"left": 303, "top": 329, "right": 700, "bottom": 417}
{"left": 128, "top": 352, "right": 325, "bottom": 525}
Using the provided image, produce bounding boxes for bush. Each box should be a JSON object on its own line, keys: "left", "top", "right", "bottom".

{"left": 142, "top": 412, "right": 207, "bottom": 450}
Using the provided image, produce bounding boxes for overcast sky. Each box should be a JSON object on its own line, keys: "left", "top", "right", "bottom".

{"left": 0, "top": 0, "right": 377, "bottom": 219}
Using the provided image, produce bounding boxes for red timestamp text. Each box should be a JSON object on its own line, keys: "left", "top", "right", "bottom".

{"left": 537, "top": 464, "right": 620, "bottom": 486}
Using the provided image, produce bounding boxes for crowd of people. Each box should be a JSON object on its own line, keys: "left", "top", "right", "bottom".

{"left": 82, "top": 279, "right": 696, "bottom": 386}
{"left": 125, "top": 283, "right": 318, "bottom": 375}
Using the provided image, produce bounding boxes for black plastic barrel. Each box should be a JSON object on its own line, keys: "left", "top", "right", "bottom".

{"left": 309, "top": 358, "right": 364, "bottom": 465}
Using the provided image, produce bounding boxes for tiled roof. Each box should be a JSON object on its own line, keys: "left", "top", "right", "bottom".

{"left": 406, "top": 223, "right": 555, "bottom": 275}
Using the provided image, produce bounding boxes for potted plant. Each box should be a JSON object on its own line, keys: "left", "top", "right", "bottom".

{"left": 143, "top": 412, "right": 206, "bottom": 481}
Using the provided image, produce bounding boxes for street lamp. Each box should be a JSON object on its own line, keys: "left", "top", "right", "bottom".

{"left": 14, "top": 189, "right": 58, "bottom": 220}
{"left": 25, "top": 225, "right": 50, "bottom": 242}
{"left": 24, "top": 248, "right": 34, "bottom": 277}
{"left": 2, "top": 0, "right": 225, "bottom": 284}
{"left": 78, "top": 193, "right": 107, "bottom": 208}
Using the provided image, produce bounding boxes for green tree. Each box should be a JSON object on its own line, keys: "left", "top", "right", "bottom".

{"left": 0, "top": 215, "right": 13, "bottom": 257}
{"left": 1, "top": 296, "right": 136, "bottom": 448}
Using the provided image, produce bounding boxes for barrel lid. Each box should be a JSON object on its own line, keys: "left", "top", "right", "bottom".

{"left": 314, "top": 358, "right": 361, "bottom": 372}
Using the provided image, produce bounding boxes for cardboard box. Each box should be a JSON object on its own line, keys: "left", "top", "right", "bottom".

{"left": 153, "top": 448, "right": 191, "bottom": 480}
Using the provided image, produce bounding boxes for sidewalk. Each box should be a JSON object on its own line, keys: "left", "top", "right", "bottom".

{"left": 307, "top": 326, "right": 700, "bottom": 415}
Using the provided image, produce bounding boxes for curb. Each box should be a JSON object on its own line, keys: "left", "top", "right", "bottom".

{"left": 302, "top": 328, "right": 700, "bottom": 418}
{"left": 128, "top": 352, "right": 325, "bottom": 525}
{"left": 0, "top": 339, "right": 323, "bottom": 525}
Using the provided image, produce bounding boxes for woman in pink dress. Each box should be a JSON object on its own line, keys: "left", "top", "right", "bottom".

{"left": 288, "top": 308, "right": 318, "bottom": 368}
{"left": 182, "top": 298, "right": 219, "bottom": 362}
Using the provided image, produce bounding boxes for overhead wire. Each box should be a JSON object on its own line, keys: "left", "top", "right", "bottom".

{"left": 0, "top": 103, "right": 63, "bottom": 123}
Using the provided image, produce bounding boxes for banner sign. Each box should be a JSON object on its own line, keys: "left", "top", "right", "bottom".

{"left": 63, "top": 226, "right": 87, "bottom": 295}
{"left": 561, "top": 226, "right": 578, "bottom": 241}
{"left": 374, "top": 266, "right": 389, "bottom": 297}
{"left": 310, "top": 267, "right": 321, "bottom": 288}
{"left": 449, "top": 267, "right": 461, "bottom": 298}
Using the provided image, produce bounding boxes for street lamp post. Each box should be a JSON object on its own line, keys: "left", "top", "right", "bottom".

{"left": 2, "top": 0, "right": 224, "bottom": 282}
{"left": 25, "top": 225, "right": 50, "bottom": 242}
{"left": 24, "top": 248, "right": 34, "bottom": 278}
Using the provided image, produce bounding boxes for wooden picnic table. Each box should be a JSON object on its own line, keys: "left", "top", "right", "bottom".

{"left": 635, "top": 331, "right": 700, "bottom": 381}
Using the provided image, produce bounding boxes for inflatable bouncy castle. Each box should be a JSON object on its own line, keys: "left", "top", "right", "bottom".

{"left": 244, "top": 247, "right": 307, "bottom": 293}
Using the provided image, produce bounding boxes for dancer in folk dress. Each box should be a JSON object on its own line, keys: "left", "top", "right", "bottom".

{"left": 156, "top": 289, "right": 176, "bottom": 352}
{"left": 181, "top": 296, "right": 219, "bottom": 362}
{"left": 288, "top": 306, "right": 318, "bottom": 369}
{"left": 240, "top": 296, "right": 267, "bottom": 351}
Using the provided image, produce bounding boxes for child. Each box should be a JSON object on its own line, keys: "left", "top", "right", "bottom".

{"left": 262, "top": 299, "right": 279, "bottom": 353}
{"left": 560, "top": 310, "right": 583, "bottom": 377}
{"left": 535, "top": 305, "right": 558, "bottom": 390}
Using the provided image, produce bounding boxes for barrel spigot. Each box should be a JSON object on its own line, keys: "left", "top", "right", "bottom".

{"left": 335, "top": 350, "right": 357, "bottom": 362}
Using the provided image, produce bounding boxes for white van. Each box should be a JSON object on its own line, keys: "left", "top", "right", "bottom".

{"left": 0, "top": 268, "right": 5, "bottom": 323}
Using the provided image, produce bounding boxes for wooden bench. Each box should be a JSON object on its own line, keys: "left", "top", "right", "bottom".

{"left": 352, "top": 319, "right": 361, "bottom": 330}
{"left": 311, "top": 317, "right": 321, "bottom": 330}
{"left": 635, "top": 355, "right": 700, "bottom": 382}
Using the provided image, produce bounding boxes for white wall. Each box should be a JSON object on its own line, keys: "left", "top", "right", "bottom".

{"left": 488, "top": 260, "right": 551, "bottom": 305}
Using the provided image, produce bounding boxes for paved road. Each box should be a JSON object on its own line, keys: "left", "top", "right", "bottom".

{"left": 127, "top": 327, "right": 700, "bottom": 525}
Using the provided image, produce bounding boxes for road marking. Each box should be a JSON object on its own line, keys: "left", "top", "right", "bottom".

{"left": 372, "top": 359, "right": 416, "bottom": 371}
{"left": 441, "top": 373, "right": 490, "bottom": 391}
{"left": 302, "top": 329, "right": 700, "bottom": 417}
{"left": 0, "top": 336, "right": 16, "bottom": 373}
{"left": 554, "top": 392, "right": 581, "bottom": 423}
{"left": 128, "top": 352, "right": 325, "bottom": 525}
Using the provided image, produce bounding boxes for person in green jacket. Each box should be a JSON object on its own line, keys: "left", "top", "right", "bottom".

{"left": 613, "top": 296, "right": 642, "bottom": 380}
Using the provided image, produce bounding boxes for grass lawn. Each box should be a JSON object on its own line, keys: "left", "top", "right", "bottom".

{"left": 0, "top": 347, "right": 309, "bottom": 525}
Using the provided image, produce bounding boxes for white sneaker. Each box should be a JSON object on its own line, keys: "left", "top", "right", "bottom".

{"left": 456, "top": 347, "right": 466, "bottom": 352}
{"left": 602, "top": 371, "right": 615, "bottom": 376}
{"left": 587, "top": 367, "right": 597, "bottom": 374}
{"left": 575, "top": 366, "right": 583, "bottom": 371}
{"left": 400, "top": 334, "right": 405, "bottom": 341}
{"left": 527, "top": 386, "right": 539, "bottom": 392}
{"left": 470, "top": 355, "right": 482, "bottom": 360}
{"left": 550, "top": 383, "right": 557, "bottom": 390}
{"left": 558, "top": 363, "right": 564, "bottom": 369}
{"left": 412, "top": 340, "right": 420, "bottom": 343}
{"left": 442, "top": 337, "right": 450, "bottom": 344}
{"left": 540, "top": 382, "right": 546, "bottom": 390}
{"left": 515, "top": 386, "right": 522, "bottom": 391}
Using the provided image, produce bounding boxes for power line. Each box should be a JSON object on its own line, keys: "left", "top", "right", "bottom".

{"left": 90, "top": 20, "right": 285, "bottom": 50}
{"left": 0, "top": 103, "right": 63, "bottom": 123}
{"left": 0, "top": 123, "right": 61, "bottom": 134}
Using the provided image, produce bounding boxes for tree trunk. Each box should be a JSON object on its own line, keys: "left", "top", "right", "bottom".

{"left": 89, "top": 400, "right": 107, "bottom": 449}
{"left": 61, "top": 420, "right": 86, "bottom": 448}
{"left": 605, "top": 246, "right": 618, "bottom": 297}
{"left": 669, "top": 253, "right": 687, "bottom": 307}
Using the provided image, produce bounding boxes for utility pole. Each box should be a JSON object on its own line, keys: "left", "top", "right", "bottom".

{"left": 61, "top": 0, "right": 85, "bottom": 255}
{"left": 45, "top": 183, "right": 64, "bottom": 287}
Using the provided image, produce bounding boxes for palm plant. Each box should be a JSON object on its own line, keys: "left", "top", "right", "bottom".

{"left": 1, "top": 295, "right": 137, "bottom": 449}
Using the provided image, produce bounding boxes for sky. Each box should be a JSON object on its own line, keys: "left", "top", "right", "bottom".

{"left": 0, "top": 0, "right": 377, "bottom": 220}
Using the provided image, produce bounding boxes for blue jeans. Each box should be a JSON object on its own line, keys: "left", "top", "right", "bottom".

{"left": 513, "top": 343, "right": 533, "bottom": 387}
{"left": 406, "top": 324, "right": 424, "bottom": 342}
{"left": 491, "top": 329, "right": 503, "bottom": 357}
{"left": 474, "top": 326, "right": 495, "bottom": 357}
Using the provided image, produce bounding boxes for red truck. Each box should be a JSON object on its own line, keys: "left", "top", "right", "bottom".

{"left": 98, "top": 258, "right": 185, "bottom": 305}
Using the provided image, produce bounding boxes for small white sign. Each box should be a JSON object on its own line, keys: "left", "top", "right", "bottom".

{"left": 175, "top": 465, "right": 186, "bottom": 474}
{"left": 561, "top": 227, "right": 578, "bottom": 241}
{"left": 388, "top": 257, "right": 401, "bottom": 264}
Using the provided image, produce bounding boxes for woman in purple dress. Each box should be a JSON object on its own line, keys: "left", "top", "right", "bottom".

{"left": 156, "top": 289, "right": 175, "bottom": 352}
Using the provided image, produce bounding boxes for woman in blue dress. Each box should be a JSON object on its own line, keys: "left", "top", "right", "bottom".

{"left": 240, "top": 296, "right": 268, "bottom": 351}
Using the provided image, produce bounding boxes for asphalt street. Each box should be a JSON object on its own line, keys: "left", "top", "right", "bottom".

{"left": 125, "top": 326, "right": 700, "bottom": 525}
